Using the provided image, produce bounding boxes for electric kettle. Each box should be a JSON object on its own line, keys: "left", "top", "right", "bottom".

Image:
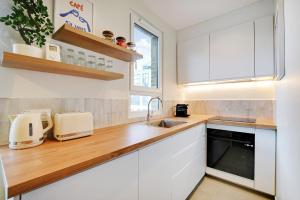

{"left": 8, "top": 112, "right": 53, "bottom": 149}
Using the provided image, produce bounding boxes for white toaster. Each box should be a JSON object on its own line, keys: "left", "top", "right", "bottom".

{"left": 54, "top": 112, "right": 94, "bottom": 141}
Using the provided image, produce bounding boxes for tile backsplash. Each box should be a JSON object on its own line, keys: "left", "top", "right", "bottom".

{"left": 0, "top": 98, "right": 178, "bottom": 145}
{"left": 185, "top": 100, "right": 275, "bottom": 120}
{"left": 0, "top": 98, "right": 274, "bottom": 145}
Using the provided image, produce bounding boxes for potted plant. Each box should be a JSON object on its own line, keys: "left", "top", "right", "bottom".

{"left": 0, "top": 0, "right": 54, "bottom": 58}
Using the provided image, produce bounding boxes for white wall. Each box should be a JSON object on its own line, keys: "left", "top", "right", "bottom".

{"left": 0, "top": 0, "right": 180, "bottom": 100}
{"left": 276, "top": 0, "right": 300, "bottom": 199}
{"left": 177, "top": 0, "right": 275, "bottom": 100}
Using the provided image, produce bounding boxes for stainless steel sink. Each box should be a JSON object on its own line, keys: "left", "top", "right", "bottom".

{"left": 147, "top": 120, "right": 187, "bottom": 128}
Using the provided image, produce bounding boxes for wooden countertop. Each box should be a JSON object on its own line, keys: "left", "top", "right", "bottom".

{"left": 0, "top": 115, "right": 276, "bottom": 198}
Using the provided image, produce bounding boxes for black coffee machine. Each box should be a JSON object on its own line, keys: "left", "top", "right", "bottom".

{"left": 176, "top": 104, "right": 190, "bottom": 117}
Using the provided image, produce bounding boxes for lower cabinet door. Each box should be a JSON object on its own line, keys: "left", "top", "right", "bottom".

{"left": 254, "top": 129, "right": 276, "bottom": 195}
{"left": 21, "top": 152, "right": 139, "bottom": 200}
{"left": 139, "top": 138, "right": 173, "bottom": 200}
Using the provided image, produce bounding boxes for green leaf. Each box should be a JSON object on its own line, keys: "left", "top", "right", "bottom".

{"left": 2, "top": 0, "right": 54, "bottom": 47}
{"left": 5, "top": 21, "right": 12, "bottom": 25}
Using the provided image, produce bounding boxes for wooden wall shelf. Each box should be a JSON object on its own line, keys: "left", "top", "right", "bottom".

{"left": 52, "top": 24, "right": 143, "bottom": 62}
{"left": 1, "top": 52, "right": 124, "bottom": 81}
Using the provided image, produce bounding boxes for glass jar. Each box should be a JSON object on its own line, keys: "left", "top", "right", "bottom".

{"left": 96, "top": 57, "right": 105, "bottom": 70}
{"left": 127, "top": 42, "right": 136, "bottom": 51}
{"left": 87, "top": 55, "right": 96, "bottom": 68}
{"left": 65, "top": 48, "right": 75, "bottom": 65}
{"left": 77, "top": 51, "right": 86, "bottom": 67}
{"left": 105, "top": 60, "right": 113, "bottom": 71}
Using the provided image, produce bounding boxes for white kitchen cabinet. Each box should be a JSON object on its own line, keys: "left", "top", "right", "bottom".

{"left": 254, "top": 129, "right": 276, "bottom": 195}
{"left": 255, "top": 16, "right": 275, "bottom": 78}
{"left": 139, "top": 124, "right": 206, "bottom": 200}
{"left": 177, "top": 16, "right": 275, "bottom": 84}
{"left": 22, "top": 152, "right": 139, "bottom": 200}
{"left": 171, "top": 125, "right": 206, "bottom": 200}
{"left": 177, "top": 35, "right": 210, "bottom": 84}
{"left": 139, "top": 138, "right": 173, "bottom": 200}
{"left": 210, "top": 22, "right": 255, "bottom": 81}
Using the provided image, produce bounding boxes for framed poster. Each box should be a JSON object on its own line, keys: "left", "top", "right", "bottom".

{"left": 54, "top": 0, "right": 93, "bottom": 33}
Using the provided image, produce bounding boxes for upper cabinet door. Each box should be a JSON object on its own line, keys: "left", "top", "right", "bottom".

{"left": 255, "top": 16, "right": 275, "bottom": 78}
{"left": 210, "top": 22, "right": 255, "bottom": 81}
{"left": 177, "top": 35, "right": 210, "bottom": 84}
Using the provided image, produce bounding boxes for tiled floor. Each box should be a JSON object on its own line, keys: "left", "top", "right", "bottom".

{"left": 189, "top": 176, "right": 273, "bottom": 200}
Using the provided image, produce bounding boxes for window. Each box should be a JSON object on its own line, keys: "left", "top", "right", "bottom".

{"left": 130, "top": 95, "right": 159, "bottom": 112}
{"left": 130, "top": 12, "right": 162, "bottom": 117}
{"left": 133, "top": 24, "right": 159, "bottom": 89}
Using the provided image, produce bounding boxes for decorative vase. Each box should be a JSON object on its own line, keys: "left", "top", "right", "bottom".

{"left": 12, "top": 44, "right": 44, "bottom": 58}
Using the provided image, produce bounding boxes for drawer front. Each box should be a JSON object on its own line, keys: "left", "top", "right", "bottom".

{"left": 172, "top": 124, "right": 204, "bottom": 153}
{"left": 172, "top": 155, "right": 203, "bottom": 200}
{"left": 172, "top": 140, "right": 201, "bottom": 174}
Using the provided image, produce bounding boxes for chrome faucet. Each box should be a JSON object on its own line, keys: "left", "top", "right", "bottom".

{"left": 147, "top": 97, "right": 163, "bottom": 122}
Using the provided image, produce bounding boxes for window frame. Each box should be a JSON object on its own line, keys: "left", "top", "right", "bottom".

{"left": 129, "top": 11, "right": 163, "bottom": 117}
